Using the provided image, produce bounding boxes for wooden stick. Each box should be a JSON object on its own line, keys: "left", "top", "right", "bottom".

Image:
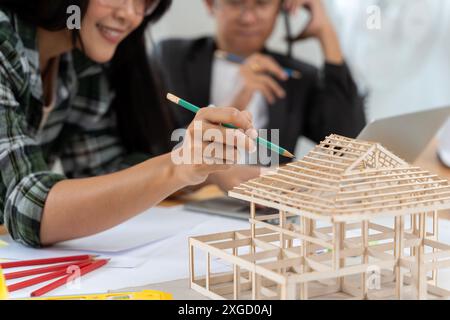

{"left": 300, "top": 216, "right": 307, "bottom": 299}
{"left": 332, "top": 223, "right": 342, "bottom": 290}
{"left": 416, "top": 213, "right": 427, "bottom": 299}
{"left": 339, "top": 222, "right": 346, "bottom": 291}
{"left": 189, "top": 241, "right": 195, "bottom": 286}
{"left": 250, "top": 202, "right": 256, "bottom": 255}
{"left": 431, "top": 210, "right": 439, "bottom": 285}
{"left": 361, "top": 220, "right": 369, "bottom": 299}
{"left": 394, "top": 215, "right": 404, "bottom": 299}
{"left": 233, "top": 265, "right": 240, "bottom": 300}
{"left": 206, "top": 253, "right": 211, "bottom": 291}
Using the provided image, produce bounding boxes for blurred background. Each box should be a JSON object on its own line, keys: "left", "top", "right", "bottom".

{"left": 149, "top": 0, "right": 450, "bottom": 155}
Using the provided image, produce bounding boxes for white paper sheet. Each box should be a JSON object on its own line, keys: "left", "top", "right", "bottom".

{"left": 0, "top": 205, "right": 209, "bottom": 268}
{"left": 7, "top": 207, "right": 450, "bottom": 299}
{"left": 54, "top": 206, "right": 208, "bottom": 253}
{"left": 4, "top": 212, "right": 249, "bottom": 299}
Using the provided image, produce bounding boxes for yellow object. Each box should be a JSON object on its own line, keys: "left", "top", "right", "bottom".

{"left": 0, "top": 268, "right": 8, "bottom": 300}
{"left": 25, "top": 290, "right": 172, "bottom": 300}
{"left": 0, "top": 240, "right": 8, "bottom": 248}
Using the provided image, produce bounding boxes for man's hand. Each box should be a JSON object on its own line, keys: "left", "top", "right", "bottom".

{"left": 208, "top": 165, "right": 262, "bottom": 192}
{"left": 284, "top": 0, "right": 344, "bottom": 64}
{"left": 285, "top": 0, "right": 333, "bottom": 40}
{"left": 232, "top": 53, "right": 288, "bottom": 110}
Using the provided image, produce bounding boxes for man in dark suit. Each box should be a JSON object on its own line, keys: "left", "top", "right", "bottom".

{"left": 156, "top": 0, "right": 366, "bottom": 191}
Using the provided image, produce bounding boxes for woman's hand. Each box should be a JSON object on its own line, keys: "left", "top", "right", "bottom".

{"left": 208, "top": 165, "right": 262, "bottom": 192}
{"left": 232, "top": 53, "right": 288, "bottom": 110}
{"left": 172, "top": 106, "right": 258, "bottom": 186}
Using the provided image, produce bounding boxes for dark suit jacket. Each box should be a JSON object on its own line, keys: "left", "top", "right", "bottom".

{"left": 155, "top": 37, "right": 366, "bottom": 163}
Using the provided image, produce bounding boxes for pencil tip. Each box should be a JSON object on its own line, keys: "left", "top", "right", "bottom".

{"left": 166, "top": 93, "right": 179, "bottom": 104}
{"left": 283, "top": 150, "right": 296, "bottom": 159}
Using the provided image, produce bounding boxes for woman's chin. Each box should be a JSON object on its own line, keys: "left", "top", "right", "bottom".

{"left": 85, "top": 48, "right": 116, "bottom": 64}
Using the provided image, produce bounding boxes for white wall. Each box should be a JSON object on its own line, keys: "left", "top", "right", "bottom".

{"left": 329, "top": 0, "right": 450, "bottom": 121}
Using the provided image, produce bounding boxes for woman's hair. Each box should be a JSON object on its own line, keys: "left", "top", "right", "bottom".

{"left": 0, "top": 0, "right": 175, "bottom": 156}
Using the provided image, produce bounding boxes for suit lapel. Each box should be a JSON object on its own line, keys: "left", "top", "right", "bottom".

{"left": 267, "top": 83, "right": 289, "bottom": 135}
{"left": 185, "top": 38, "right": 216, "bottom": 108}
{"left": 260, "top": 48, "right": 289, "bottom": 134}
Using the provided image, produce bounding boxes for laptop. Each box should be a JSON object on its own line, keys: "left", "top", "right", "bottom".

{"left": 357, "top": 106, "right": 450, "bottom": 163}
{"left": 184, "top": 196, "right": 279, "bottom": 221}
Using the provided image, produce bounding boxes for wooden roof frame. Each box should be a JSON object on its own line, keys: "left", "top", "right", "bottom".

{"left": 229, "top": 135, "right": 450, "bottom": 222}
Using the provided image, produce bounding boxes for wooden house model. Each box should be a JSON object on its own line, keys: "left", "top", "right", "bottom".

{"left": 189, "top": 135, "right": 450, "bottom": 300}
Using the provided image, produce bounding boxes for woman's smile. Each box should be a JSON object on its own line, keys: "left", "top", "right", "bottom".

{"left": 96, "top": 23, "right": 127, "bottom": 44}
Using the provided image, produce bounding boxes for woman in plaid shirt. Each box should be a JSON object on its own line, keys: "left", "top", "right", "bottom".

{"left": 0, "top": 0, "right": 257, "bottom": 247}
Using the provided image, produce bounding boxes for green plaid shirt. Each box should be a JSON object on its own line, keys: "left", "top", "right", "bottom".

{"left": 0, "top": 10, "right": 139, "bottom": 248}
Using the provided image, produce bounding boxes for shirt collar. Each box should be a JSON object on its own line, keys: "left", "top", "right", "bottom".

{"left": 11, "top": 14, "right": 43, "bottom": 100}
{"left": 72, "top": 49, "right": 105, "bottom": 78}
{"left": 11, "top": 14, "right": 100, "bottom": 102}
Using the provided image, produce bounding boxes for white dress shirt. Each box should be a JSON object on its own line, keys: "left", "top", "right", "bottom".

{"left": 210, "top": 57, "right": 269, "bottom": 130}
{"left": 438, "top": 118, "right": 450, "bottom": 167}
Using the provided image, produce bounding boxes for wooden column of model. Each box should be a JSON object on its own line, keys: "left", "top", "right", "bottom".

{"left": 189, "top": 135, "right": 450, "bottom": 300}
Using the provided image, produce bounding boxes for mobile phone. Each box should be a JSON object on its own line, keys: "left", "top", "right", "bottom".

{"left": 282, "top": 8, "right": 293, "bottom": 58}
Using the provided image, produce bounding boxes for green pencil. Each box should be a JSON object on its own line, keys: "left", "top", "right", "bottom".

{"left": 166, "top": 93, "right": 295, "bottom": 159}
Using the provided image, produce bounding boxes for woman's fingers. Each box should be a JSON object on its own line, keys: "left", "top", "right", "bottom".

{"left": 201, "top": 142, "right": 241, "bottom": 164}
{"left": 195, "top": 106, "right": 257, "bottom": 139}
{"left": 196, "top": 106, "right": 250, "bottom": 129}
{"left": 200, "top": 122, "right": 257, "bottom": 153}
{"left": 179, "top": 107, "right": 260, "bottom": 186}
{"left": 186, "top": 107, "right": 258, "bottom": 167}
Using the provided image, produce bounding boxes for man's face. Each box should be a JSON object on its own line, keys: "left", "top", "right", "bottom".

{"left": 207, "top": 0, "right": 282, "bottom": 56}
